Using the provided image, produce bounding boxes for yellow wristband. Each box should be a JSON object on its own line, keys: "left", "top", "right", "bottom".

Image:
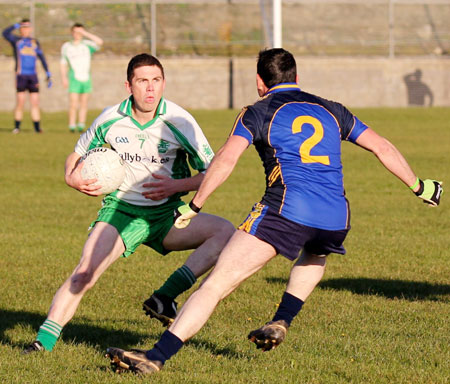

{"left": 409, "top": 177, "right": 420, "bottom": 190}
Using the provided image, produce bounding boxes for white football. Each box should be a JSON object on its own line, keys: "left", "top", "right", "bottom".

{"left": 80, "top": 147, "right": 126, "bottom": 194}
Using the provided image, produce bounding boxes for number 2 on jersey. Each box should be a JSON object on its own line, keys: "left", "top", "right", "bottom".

{"left": 292, "top": 115, "right": 330, "bottom": 165}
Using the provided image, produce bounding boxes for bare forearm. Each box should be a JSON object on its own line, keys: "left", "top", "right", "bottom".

{"left": 192, "top": 150, "right": 238, "bottom": 208}
{"left": 82, "top": 30, "right": 103, "bottom": 46}
{"left": 176, "top": 172, "right": 204, "bottom": 193}
{"left": 64, "top": 151, "right": 102, "bottom": 196}
{"left": 355, "top": 128, "right": 418, "bottom": 191}
{"left": 191, "top": 136, "right": 248, "bottom": 207}
{"left": 64, "top": 152, "right": 81, "bottom": 186}
{"left": 372, "top": 139, "right": 418, "bottom": 190}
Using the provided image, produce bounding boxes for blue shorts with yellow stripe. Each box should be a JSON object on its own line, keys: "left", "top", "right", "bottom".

{"left": 238, "top": 203, "right": 349, "bottom": 260}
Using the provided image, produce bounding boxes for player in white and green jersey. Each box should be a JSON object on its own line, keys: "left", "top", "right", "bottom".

{"left": 60, "top": 23, "right": 103, "bottom": 132}
{"left": 24, "top": 54, "right": 235, "bottom": 354}
{"left": 74, "top": 96, "right": 215, "bottom": 207}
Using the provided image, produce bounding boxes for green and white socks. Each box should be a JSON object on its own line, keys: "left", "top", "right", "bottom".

{"left": 35, "top": 266, "right": 197, "bottom": 351}
{"left": 154, "top": 265, "right": 196, "bottom": 299}
{"left": 69, "top": 123, "right": 85, "bottom": 133}
{"left": 36, "top": 319, "right": 62, "bottom": 351}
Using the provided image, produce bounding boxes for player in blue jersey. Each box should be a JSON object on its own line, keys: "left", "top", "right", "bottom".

{"left": 2, "top": 19, "right": 51, "bottom": 133}
{"left": 105, "top": 48, "right": 443, "bottom": 375}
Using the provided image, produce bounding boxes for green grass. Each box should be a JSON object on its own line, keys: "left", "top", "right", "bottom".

{"left": 0, "top": 108, "right": 449, "bottom": 384}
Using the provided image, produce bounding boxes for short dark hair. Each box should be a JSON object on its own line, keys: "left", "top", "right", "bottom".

{"left": 20, "top": 18, "right": 31, "bottom": 25}
{"left": 127, "top": 53, "right": 165, "bottom": 83}
{"left": 71, "top": 23, "right": 84, "bottom": 30}
{"left": 257, "top": 48, "right": 297, "bottom": 89}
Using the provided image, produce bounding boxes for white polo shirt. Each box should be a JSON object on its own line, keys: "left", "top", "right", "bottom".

{"left": 75, "top": 97, "right": 214, "bottom": 206}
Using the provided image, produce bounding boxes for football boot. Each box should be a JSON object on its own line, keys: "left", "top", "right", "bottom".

{"left": 142, "top": 293, "right": 177, "bottom": 327}
{"left": 22, "top": 340, "right": 44, "bottom": 354}
{"left": 248, "top": 320, "right": 289, "bottom": 351}
{"left": 105, "top": 347, "right": 162, "bottom": 375}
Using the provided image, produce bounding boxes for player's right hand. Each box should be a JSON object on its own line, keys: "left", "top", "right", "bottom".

{"left": 66, "top": 161, "right": 101, "bottom": 196}
{"left": 414, "top": 179, "right": 443, "bottom": 207}
{"left": 174, "top": 202, "right": 201, "bottom": 229}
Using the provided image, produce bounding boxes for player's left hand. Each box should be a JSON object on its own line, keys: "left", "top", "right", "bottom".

{"left": 414, "top": 179, "right": 443, "bottom": 207}
{"left": 142, "top": 173, "right": 179, "bottom": 201}
{"left": 174, "top": 202, "right": 201, "bottom": 229}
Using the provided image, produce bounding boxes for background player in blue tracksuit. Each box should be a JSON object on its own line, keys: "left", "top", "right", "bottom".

{"left": 3, "top": 19, "right": 52, "bottom": 133}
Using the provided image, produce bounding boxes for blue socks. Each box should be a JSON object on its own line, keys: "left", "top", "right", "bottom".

{"left": 272, "top": 292, "right": 304, "bottom": 326}
{"left": 33, "top": 121, "right": 41, "bottom": 132}
{"left": 146, "top": 330, "right": 183, "bottom": 365}
{"left": 142, "top": 293, "right": 302, "bottom": 365}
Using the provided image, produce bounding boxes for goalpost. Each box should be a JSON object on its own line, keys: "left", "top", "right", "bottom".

{"left": 260, "top": 0, "right": 283, "bottom": 48}
{"left": 273, "top": 0, "right": 282, "bottom": 48}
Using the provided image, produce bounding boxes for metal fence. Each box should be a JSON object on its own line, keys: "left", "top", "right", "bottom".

{"left": 1, "top": 0, "right": 449, "bottom": 58}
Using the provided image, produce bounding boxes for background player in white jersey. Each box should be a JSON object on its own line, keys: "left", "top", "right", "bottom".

{"left": 23, "top": 53, "right": 235, "bottom": 354}
{"left": 60, "top": 23, "right": 103, "bottom": 132}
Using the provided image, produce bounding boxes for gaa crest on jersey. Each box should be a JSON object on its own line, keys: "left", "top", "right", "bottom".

{"left": 202, "top": 144, "right": 214, "bottom": 160}
{"left": 158, "top": 139, "right": 170, "bottom": 153}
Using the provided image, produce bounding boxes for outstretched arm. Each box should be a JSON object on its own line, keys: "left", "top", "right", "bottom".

{"left": 355, "top": 128, "right": 417, "bottom": 188}
{"left": 173, "top": 135, "right": 249, "bottom": 228}
{"left": 192, "top": 135, "right": 249, "bottom": 208}
{"left": 355, "top": 128, "right": 443, "bottom": 206}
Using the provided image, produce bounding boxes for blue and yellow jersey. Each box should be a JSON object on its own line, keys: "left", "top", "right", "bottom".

{"left": 231, "top": 83, "right": 368, "bottom": 231}
{"left": 2, "top": 24, "right": 49, "bottom": 75}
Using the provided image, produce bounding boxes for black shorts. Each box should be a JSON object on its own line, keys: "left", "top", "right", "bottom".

{"left": 16, "top": 74, "right": 39, "bottom": 93}
{"left": 238, "top": 203, "right": 350, "bottom": 260}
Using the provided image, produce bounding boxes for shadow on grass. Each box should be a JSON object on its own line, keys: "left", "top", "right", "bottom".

{"left": 0, "top": 309, "right": 162, "bottom": 352}
{"left": 265, "top": 277, "right": 450, "bottom": 301}
{"left": 185, "top": 338, "right": 250, "bottom": 361}
{"left": 0, "top": 309, "right": 248, "bottom": 359}
{"left": 0, "top": 127, "right": 14, "bottom": 133}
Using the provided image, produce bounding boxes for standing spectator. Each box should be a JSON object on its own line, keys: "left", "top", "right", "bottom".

{"left": 60, "top": 23, "right": 103, "bottom": 133}
{"left": 2, "top": 18, "right": 51, "bottom": 134}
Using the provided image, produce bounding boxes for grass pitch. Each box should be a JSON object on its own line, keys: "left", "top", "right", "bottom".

{"left": 0, "top": 108, "right": 449, "bottom": 384}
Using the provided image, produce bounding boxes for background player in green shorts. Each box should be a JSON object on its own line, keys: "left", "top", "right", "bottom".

{"left": 23, "top": 53, "right": 235, "bottom": 354}
{"left": 60, "top": 23, "right": 103, "bottom": 132}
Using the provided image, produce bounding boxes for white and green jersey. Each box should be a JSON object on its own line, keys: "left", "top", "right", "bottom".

{"left": 60, "top": 39, "right": 99, "bottom": 82}
{"left": 74, "top": 96, "right": 215, "bottom": 206}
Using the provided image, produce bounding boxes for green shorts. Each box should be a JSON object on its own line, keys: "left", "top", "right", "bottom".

{"left": 69, "top": 75, "right": 92, "bottom": 94}
{"left": 91, "top": 195, "right": 185, "bottom": 257}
